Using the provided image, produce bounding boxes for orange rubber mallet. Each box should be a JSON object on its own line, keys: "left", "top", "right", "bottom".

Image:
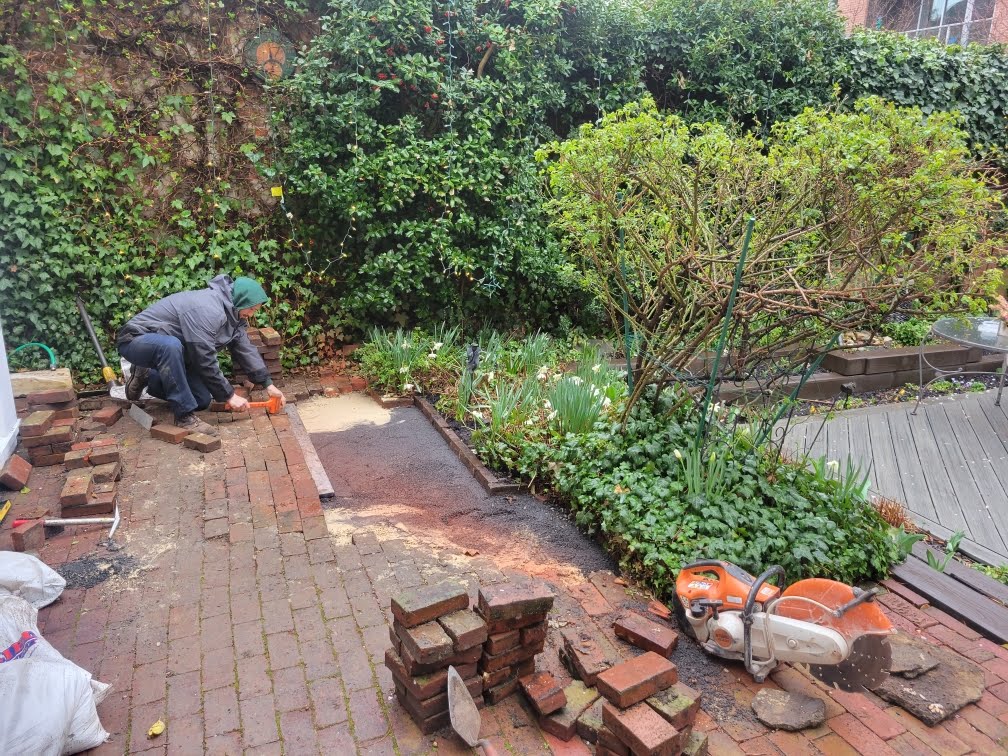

{"left": 245, "top": 394, "right": 284, "bottom": 414}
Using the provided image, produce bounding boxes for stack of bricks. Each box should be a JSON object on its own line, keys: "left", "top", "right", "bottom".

{"left": 592, "top": 652, "right": 706, "bottom": 756}
{"left": 233, "top": 326, "right": 283, "bottom": 385}
{"left": 18, "top": 403, "right": 78, "bottom": 468}
{"left": 385, "top": 583, "right": 488, "bottom": 734}
{"left": 476, "top": 581, "right": 555, "bottom": 705}
{"left": 61, "top": 439, "right": 122, "bottom": 516}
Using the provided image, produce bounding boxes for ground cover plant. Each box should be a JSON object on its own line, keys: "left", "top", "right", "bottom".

{"left": 356, "top": 326, "right": 898, "bottom": 595}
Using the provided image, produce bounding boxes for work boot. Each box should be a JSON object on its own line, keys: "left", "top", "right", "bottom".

{"left": 175, "top": 412, "right": 219, "bottom": 437}
{"left": 125, "top": 366, "right": 150, "bottom": 402}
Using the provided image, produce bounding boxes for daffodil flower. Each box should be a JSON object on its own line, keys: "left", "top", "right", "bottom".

{"left": 399, "top": 366, "right": 408, "bottom": 374}
{"left": 592, "top": 364, "right": 601, "bottom": 373}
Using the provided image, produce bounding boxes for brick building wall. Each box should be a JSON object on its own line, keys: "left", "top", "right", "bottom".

{"left": 837, "top": 0, "right": 1008, "bottom": 44}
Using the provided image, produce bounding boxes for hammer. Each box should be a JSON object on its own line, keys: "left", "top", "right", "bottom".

{"left": 245, "top": 395, "right": 284, "bottom": 414}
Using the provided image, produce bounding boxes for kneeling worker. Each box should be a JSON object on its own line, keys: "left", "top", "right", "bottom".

{"left": 116, "top": 275, "right": 287, "bottom": 436}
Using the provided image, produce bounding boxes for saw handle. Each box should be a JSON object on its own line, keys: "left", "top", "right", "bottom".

{"left": 742, "top": 565, "right": 785, "bottom": 678}
{"left": 831, "top": 586, "right": 880, "bottom": 618}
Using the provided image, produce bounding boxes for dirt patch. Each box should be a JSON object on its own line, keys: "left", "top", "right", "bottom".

{"left": 57, "top": 553, "right": 141, "bottom": 590}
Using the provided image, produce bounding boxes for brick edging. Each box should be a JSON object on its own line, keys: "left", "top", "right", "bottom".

{"left": 367, "top": 390, "right": 415, "bottom": 409}
{"left": 412, "top": 396, "right": 522, "bottom": 496}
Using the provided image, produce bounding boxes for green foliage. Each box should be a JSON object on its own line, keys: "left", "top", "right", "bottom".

{"left": 0, "top": 42, "right": 320, "bottom": 380}
{"left": 843, "top": 29, "right": 1008, "bottom": 164}
{"left": 979, "top": 563, "right": 1008, "bottom": 585}
{"left": 540, "top": 394, "right": 896, "bottom": 590}
{"left": 881, "top": 318, "right": 933, "bottom": 347}
{"left": 926, "top": 531, "right": 965, "bottom": 572}
{"left": 644, "top": 0, "right": 847, "bottom": 131}
{"left": 889, "top": 526, "right": 927, "bottom": 561}
{"left": 355, "top": 325, "right": 462, "bottom": 394}
{"left": 275, "top": 0, "right": 638, "bottom": 336}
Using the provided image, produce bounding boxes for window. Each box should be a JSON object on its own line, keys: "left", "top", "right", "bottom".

{"left": 867, "top": 0, "right": 996, "bottom": 44}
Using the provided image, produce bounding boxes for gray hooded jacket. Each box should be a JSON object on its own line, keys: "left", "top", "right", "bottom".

{"left": 115, "top": 275, "right": 271, "bottom": 401}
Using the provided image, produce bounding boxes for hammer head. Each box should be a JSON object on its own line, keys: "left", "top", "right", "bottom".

{"left": 265, "top": 394, "right": 282, "bottom": 414}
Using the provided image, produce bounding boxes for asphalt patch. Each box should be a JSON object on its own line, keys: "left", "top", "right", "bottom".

{"left": 674, "top": 634, "right": 762, "bottom": 727}
{"left": 57, "top": 553, "right": 140, "bottom": 590}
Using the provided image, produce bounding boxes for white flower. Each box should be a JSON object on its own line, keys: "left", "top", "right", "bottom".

{"left": 602, "top": 397, "right": 612, "bottom": 408}
{"left": 403, "top": 383, "right": 414, "bottom": 392}
{"left": 433, "top": 342, "right": 443, "bottom": 350}
{"left": 570, "top": 376, "right": 583, "bottom": 385}
{"left": 673, "top": 449, "right": 683, "bottom": 460}
{"left": 552, "top": 373, "right": 562, "bottom": 382}
{"left": 591, "top": 386, "right": 600, "bottom": 397}
{"left": 286, "top": 211, "right": 294, "bottom": 220}
{"left": 427, "top": 352, "right": 437, "bottom": 359}
{"left": 826, "top": 460, "right": 839, "bottom": 472}
{"left": 402, "top": 341, "right": 411, "bottom": 349}
{"left": 547, "top": 411, "right": 557, "bottom": 421}
{"left": 592, "top": 364, "right": 601, "bottom": 373}
{"left": 543, "top": 399, "right": 552, "bottom": 410}
{"left": 536, "top": 366, "right": 549, "bottom": 381}
{"left": 399, "top": 366, "right": 408, "bottom": 374}
{"left": 486, "top": 372, "right": 495, "bottom": 383}
{"left": 524, "top": 418, "right": 536, "bottom": 426}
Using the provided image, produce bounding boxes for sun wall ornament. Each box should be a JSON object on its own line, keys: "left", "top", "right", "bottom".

{"left": 245, "top": 29, "right": 295, "bottom": 81}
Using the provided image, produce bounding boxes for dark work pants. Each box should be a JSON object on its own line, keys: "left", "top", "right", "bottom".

{"left": 118, "top": 334, "right": 213, "bottom": 419}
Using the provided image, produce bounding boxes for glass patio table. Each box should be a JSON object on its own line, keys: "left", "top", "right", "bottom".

{"left": 914, "top": 316, "right": 1008, "bottom": 413}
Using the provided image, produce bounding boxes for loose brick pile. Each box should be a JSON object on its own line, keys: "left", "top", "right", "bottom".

{"left": 16, "top": 387, "right": 81, "bottom": 467}
{"left": 233, "top": 326, "right": 283, "bottom": 384}
{"left": 477, "top": 582, "right": 555, "bottom": 705}
{"left": 61, "top": 438, "right": 122, "bottom": 517}
{"left": 385, "top": 583, "right": 488, "bottom": 733}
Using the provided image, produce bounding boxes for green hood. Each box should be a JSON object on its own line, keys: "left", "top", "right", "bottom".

{"left": 231, "top": 276, "right": 269, "bottom": 311}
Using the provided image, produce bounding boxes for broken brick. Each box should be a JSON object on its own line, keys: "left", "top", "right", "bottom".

{"left": 438, "top": 609, "right": 488, "bottom": 651}
{"left": 392, "top": 582, "right": 469, "bottom": 628}
{"left": 90, "top": 406, "right": 123, "bottom": 426}
{"left": 0, "top": 454, "right": 32, "bottom": 490}
{"left": 151, "top": 424, "right": 189, "bottom": 444}
{"left": 27, "top": 389, "right": 75, "bottom": 405}
{"left": 520, "top": 671, "right": 567, "bottom": 716}
{"left": 486, "top": 629, "right": 521, "bottom": 655}
{"left": 394, "top": 620, "right": 454, "bottom": 666}
{"left": 646, "top": 682, "right": 702, "bottom": 732}
{"left": 614, "top": 611, "right": 679, "bottom": 658}
{"left": 19, "top": 411, "right": 54, "bottom": 438}
{"left": 477, "top": 581, "right": 555, "bottom": 622}
{"left": 541, "top": 679, "right": 602, "bottom": 741}
{"left": 60, "top": 473, "right": 93, "bottom": 507}
{"left": 11, "top": 520, "right": 45, "bottom": 552}
{"left": 561, "top": 627, "right": 612, "bottom": 686}
{"left": 183, "top": 433, "right": 221, "bottom": 453}
{"left": 603, "top": 700, "right": 685, "bottom": 756}
{"left": 597, "top": 652, "right": 677, "bottom": 709}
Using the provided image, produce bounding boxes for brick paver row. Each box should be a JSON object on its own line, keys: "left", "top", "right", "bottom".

{"left": 10, "top": 396, "right": 1008, "bottom": 755}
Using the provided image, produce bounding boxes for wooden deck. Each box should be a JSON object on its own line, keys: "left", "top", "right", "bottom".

{"left": 784, "top": 389, "right": 1008, "bottom": 566}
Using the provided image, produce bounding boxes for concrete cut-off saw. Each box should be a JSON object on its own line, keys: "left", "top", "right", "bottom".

{"left": 674, "top": 560, "right": 893, "bottom": 692}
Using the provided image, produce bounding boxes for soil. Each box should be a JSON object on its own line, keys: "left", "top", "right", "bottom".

{"left": 57, "top": 552, "right": 140, "bottom": 590}
{"left": 793, "top": 374, "right": 1001, "bottom": 417}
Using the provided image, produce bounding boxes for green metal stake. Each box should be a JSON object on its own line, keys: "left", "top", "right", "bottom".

{"left": 620, "top": 247, "right": 634, "bottom": 393}
{"left": 698, "top": 217, "right": 755, "bottom": 443}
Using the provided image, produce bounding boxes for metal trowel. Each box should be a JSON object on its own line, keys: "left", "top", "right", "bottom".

{"left": 446, "top": 665, "right": 498, "bottom": 755}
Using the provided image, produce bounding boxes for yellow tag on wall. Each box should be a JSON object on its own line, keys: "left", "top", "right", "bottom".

{"left": 271, "top": 186, "right": 284, "bottom": 197}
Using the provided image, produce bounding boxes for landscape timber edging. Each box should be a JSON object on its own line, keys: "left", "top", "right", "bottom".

{"left": 412, "top": 396, "right": 523, "bottom": 496}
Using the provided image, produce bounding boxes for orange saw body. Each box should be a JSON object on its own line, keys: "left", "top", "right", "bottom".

{"left": 674, "top": 560, "right": 893, "bottom": 692}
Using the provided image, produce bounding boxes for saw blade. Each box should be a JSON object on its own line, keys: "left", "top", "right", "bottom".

{"left": 807, "top": 633, "right": 891, "bottom": 693}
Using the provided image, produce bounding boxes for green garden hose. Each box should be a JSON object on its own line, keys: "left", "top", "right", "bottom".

{"left": 9, "top": 342, "right": 58, "bottom": 370}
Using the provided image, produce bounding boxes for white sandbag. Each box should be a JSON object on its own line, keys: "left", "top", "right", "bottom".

{"left": 0, "top": 595, "right": 110, "bottom": 754}
{"left": 110, "top": 358, "right": 152, "bottom": 401}
{"left": 0, "top": 552, "right": 66, "bottom": 608}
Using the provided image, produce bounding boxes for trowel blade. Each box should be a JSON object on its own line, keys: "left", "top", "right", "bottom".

{"left": 128, "top": 403, "right": 154, "bottom": 430}
{"left": 447, "top": 665, "right": 481, "bottom": 747}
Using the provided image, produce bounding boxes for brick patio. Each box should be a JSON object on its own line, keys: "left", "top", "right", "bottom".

{"left": 8, "top": 395, "right": 1008, "bottom": 754}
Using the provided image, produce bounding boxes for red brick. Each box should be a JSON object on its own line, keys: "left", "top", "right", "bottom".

{"left": 19, "top": 410, "right": 55, "bottom": 438}
{"left": 598, "top": 726, "right": 631, "bottom": 755}
{"left": 596, "top": 652, "right": 678, "bottom": 709}
{"left": 520, "top": 621, "right": 547, "bottom": 648}
{"left": 88, "top": 461, "right": 121, "bottom": 483}
{"left": 394, "top": 675, "right": 482, "bottom": 718}
{"left": 479, "top": 638, "right": 544, "bottom": 673}
{"left": 477, "top": 581, "right": 555, "bottom": 622}
{"left": 561, "top": 627, "right": 613, "bottom": 686}
{"left": 89, "top": 446, "right": 120, "bottom": 465}
{"left": 570, "top": 581, "right": 614, "bottom": 616}
{"left": 397, "top": 632, "right": 481, "bottom": 676}
{"left": 483, "top": 666, "right": 512, "bottom": 689}
{"left": 151, "top": 424, "right": 190, "bottom": 444}
{"left": 486, "top": 611, "right": 548, "bottom": 634}
{"left": 11, "top": 520, "right": 45, "bottom": 552}
{"left": 22, "top": 425, "right": 72, "bottom": 447}
{"left": 828, "top": 713, "right": 900, "bottom": 756}
{"left": 91, "top": 406, "right": 123, "bottom": 426}
{"left": 0, "top": 453, "right": 32, "bottom": 490}
{"left": 63, "top": 448, "right": 92, "bottom": 470}
{"left": 27, "top": 388, "right": 75, "bottom": 404}
{"left": 391, "top": 582, "right": 469, "bottom": 628}
{"left": 646, "top": 682, "right": 702, "bottom": 731}
{"left": 26, "top": 451, "right": 64, "bottom": 467}
{"left": 614, "top": 611, "right": 679, "bottom": 658}
{"left": 60, "top": 472, "right": 93, "bottom": 506}
{"left": 184, "top": 432, "right": 221, "bottom": 452}
{"left": 486, "top": 629, "right": 521, "bottom": 654}
{"left": 384, "top": 648, "right": 475, "bottom": 700}
{"left": 484, "top": 675, "right": 521, "bottom": 704}
{"left": 437, "top": 609, "right": 488, "bottom": 651}
{"left": 520, "top": 671, "right": 567, "bottom": 716}
{"left": 602, "top": 700, "right": 685, "bottom": 755}
{"left": 260, "top": 327, "right": 282, "bottom": 346}
{"left": 51, "top": 407, "right": 80, "bottom": 421}
{"left": 394, "top": 619, "right": 454, "bottom": 665}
